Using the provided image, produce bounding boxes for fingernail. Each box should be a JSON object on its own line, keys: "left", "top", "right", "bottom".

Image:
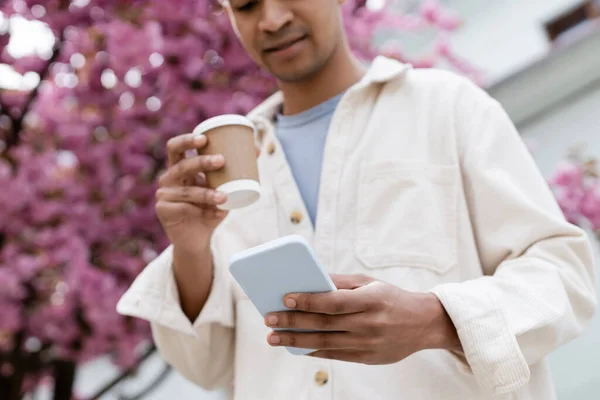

{"left": 284, "top": 298, "right": 296, "bottom": 308}
{"left": 266, "top": 315, "right": 278, "bottom": 326}
{"left": 212, "top": 155, "right": 224, "bottom": 163}
{"left": 184, "top": 149, "right": 198, "bottom": 158}
{"left": 194, "top": 135, "right": 205, "bottom": 144}
{"left": 214, "top": 192, "right": 226, "bottom": 202}
{"left": 269, "top": 334, "right": 281, "bottom": 344}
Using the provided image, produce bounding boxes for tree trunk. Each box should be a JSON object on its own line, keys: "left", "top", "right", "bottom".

{"left": 52, "top": 361, "right": 76, "bottom": 400}
{"left": 0, "top": 362, "right": 26, "bottom": 400}
{"left": 0, "top": 335, "right": 26, "bottom": 400}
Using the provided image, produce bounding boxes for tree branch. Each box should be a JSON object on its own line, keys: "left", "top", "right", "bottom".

{"left": 52, "top": 360, "right": 77, "bottom": 400}
{"left": 0, "top": 333, "right": 26, "bottom": 400}
{"left": 117, "top": 363, "right": 172, "bottom": 400}
{"left": 87, "top": 345, "right": 158, "bottom": 400}
{"left": 6, "top": 29, "right": 65, "bottom": 149}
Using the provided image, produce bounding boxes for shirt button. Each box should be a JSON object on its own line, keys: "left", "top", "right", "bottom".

{"left": 314, "top": 370, "right": 329, "bottom": 386}
{"left": 290, "top": 211, "right": 303, "bottom": 225}
{"left": 267, "top": 142, "right": 276, "bottom": 155}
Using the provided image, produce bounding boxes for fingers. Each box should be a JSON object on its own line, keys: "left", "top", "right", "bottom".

{"left": 159, "top": 154, "right": 225, "bottom": 187}
{"left": 267, "top": 331, "right": 363, "bottom": 350}
{"left": 265, "top": 312, "right": 357, "bottom": 331}
{"left": 283, "top": 290, "right": 370, "bottom": 315}
{"left": 167, "top": 134, "right": 207, "bottom": 167}
{"left": 195, "top": 172, "right": 208, "bottom": 187}
{"left": 155, "top": 201, "right": 227, "bottom": 224}
{"left": 329, "top": 274, "right": 374, "bottom": 290}
{"left": 156, "top": 186, "right": 228, "bottom": 207}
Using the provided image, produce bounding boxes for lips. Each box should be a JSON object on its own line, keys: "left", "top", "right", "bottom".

{"left": 264, "top": 36, "right": 307, "bottom": 53}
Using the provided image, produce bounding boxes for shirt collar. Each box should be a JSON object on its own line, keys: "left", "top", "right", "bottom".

{"left": 247, "top": 56, "right": 412, "bottom": 125}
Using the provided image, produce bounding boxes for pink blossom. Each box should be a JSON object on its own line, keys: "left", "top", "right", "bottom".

{"left": 580, "top": 185, "right": 600, "bottom": 222}
{"left": 420, "top": 0, "right": 461, "bottom": 30}
{"left": 555, "top": 188, "right": 585, "bottom": 224}
{"left": 549, "top": 157, "right": 600, "bottom": 232}
{"left": 6, "top": 55, "right": 48, "bottom": 74}
{"left": 0, "top": 270, "right": 27, "bottom": 300}
{"left": 0, "top": 303, "right": 22, "bottom": 346}
{"left": 0, "top": 1, "right": 483, "bottom": 395}
{"left": 550, "top": 161, "right": 585, "bottom": 188}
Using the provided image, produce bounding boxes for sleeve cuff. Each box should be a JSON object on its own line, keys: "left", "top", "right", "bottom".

{"left": 189, "top": 256, "right": 235, "bottom": 330}
{"left": 430, "top": 280, "right": 531, "bottom": 395}
{"left": 117, "top": 244, "right": 234, "bottom": 337}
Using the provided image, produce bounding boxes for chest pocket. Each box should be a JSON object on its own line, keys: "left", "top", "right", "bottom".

{"left": 355, "top": 161, "right": 459, "bottom": 274}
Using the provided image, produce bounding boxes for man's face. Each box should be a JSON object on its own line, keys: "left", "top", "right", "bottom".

{"left": 225, "top": 0, "right": 345, "bottom": 82}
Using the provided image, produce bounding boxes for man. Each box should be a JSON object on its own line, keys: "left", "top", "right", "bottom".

{"left": 117, "top": 0, "right": 597, "bottom": 399}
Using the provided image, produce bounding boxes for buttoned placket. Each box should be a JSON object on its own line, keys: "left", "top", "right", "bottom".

{"left": 311, "top": 90, "right": 357, "bottom": 275}
{"left": 253, "top": 89, "right": 358, "bottom": 400}
{"left": 309, "top": 92, "right": 358, "bottom": 400}
{"left": 254, "top": 117, "right": 314, "bottom": 245}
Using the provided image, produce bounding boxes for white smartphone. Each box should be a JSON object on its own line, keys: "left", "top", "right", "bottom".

{"left": 229, "top": 235, "right": 337, "bottom": 355}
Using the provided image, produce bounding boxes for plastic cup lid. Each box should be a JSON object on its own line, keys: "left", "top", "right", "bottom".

{"left": 193, "top": 114, "right": 256, "bottom": 136}
{"left": 216, "top": 179, "right": 261, "bottom": 210}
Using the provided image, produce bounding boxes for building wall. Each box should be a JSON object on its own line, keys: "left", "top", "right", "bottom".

{"left": 446, "top": 0, "right": 587, "bottom": 84}
{"left": 518, "top": 83, "right": 600, "bottom": 400}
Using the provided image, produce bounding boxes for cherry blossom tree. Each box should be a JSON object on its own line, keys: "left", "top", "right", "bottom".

{"left": 0, "top": 0, "right": 475, "bottom": 398}
{"left": 549, "top": 150, "right": 600, "bottom": 239}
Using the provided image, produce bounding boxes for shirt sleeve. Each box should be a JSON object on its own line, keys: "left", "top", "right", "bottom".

{"left": 430, "top": 80, "right": 598, "bottom": 396}
{"left": 117, "top": 232, "right": 235, "bottom": 390}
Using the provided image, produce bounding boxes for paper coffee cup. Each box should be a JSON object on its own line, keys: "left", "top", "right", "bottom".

{"left": 193, "top": 115, "right": 260, "bottom": 210}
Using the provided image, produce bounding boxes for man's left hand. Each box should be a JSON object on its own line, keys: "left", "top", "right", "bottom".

{"left": 264, "top": 274, "right": 461, "bottom": 365}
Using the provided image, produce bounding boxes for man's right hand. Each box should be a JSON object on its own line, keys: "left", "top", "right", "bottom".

{"left": 155, "top": 133, "right": 228, "bottom": 253}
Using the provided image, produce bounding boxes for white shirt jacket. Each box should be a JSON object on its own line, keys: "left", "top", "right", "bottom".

{"left": 117, "top": 56, "right": 597, "bottom": 400}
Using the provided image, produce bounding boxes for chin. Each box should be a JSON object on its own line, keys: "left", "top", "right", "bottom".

{"left": 271, "top": 63, "right": 323, "bottom": 83}
{"left": 273, "top": 71, "right": 312, "bottom": 83}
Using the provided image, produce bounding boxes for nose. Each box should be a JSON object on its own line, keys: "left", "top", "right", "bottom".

{"left": 258, "top": 0, "right": 293, "bottom": 33}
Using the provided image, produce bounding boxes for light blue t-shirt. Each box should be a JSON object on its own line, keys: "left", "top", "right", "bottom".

{"left": 275, "top": 92, "right": 345, "bottom": 226}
